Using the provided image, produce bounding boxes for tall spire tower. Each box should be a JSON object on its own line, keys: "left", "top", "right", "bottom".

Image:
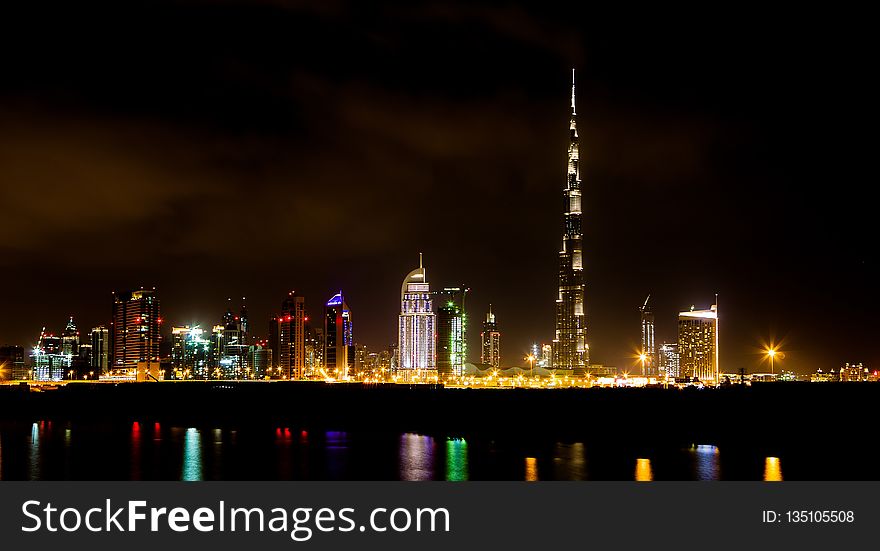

{"left": 552, "top": 69, "right": 588, "bottom": 375}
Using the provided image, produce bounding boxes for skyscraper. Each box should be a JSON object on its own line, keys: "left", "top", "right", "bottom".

{"left": 678, "top": 305, "right": 718, "bottom": 383}
{"left": 639, "top": 295, "right": 656, "bottom": 376}
{"left": 436, "top": 301, "right": 463, "bottom": 378}
{"left": 61, "top": 316, "right": 79, "bottom": 356}
{"left": 279, "top": 291, "right": 305, "bottom": 379}
{"left": 658, "top": 342, "right": 680, "bottom": 379}
{"left": 398, "top": 254, "right": 436, "bottom": 379}
{"left": 324, "top": 291, "right": 353, "bottom": 379}
{"left": 480, "top": 304, "right": 501, "bottom": 368}
{"left": 90, "top": 325, "right": 110, "bottom": 374}
{"left": 111, "top": 288, "right": 161, "bottom": 373}
{"left": 553, "top": 69, "right": 588, "bottom": 375}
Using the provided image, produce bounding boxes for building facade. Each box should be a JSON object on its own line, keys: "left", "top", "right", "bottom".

{"left": 678, "top": 305, "right": 718, "bottom": 383}
{"left": 480, "top": 305, "right": 501, "bottom": 368}
{"left": 639, "top": 295, "right": 656, "bottom": 376}
{"left": 397, "top": 255, "right": 436, "bottom": 378}
{"left": 111, "top": 288, "right": 161, "bottom": 373}
{"left": 658, "top": 342, "right": 680, "bottom": 378}
{"left": 553, "top": 70, "right": 588, "bottom": 375}
{"left": 436, "top": 302, "right": 464, "bottom": 378}
{"left": 324, "top": 291, "right": 353, "bottom": 379}
{"left": 279, "top": 291, "right": 305, "bottom": 379}
{"left": 90, "top": 325, "right": 110, "bottom": 374}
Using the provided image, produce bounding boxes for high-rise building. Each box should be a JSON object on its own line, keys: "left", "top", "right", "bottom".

{"left": 658, "top": 342, "right": 680, "bottom": 378}
{"left": 213, "top": 301, "right": 249, "bottom": 379}
{"left": 90, "top": 326, "right": 110, "bottom": 374}
{"left": 61, "top": 316, "right": 79, "bottom": 356}
{"left": 324, "top": 291, "right": 353, "bottom": 379}
{"left": 248, "top": 340, "right": 272, "bottom": 379}
{"left": 553, "top": 69, "right": 588, "bottom": 375}
{"left": 111, "top": 288, "right": 161, "bottom": 373}
{"left": 268, "top": 314, "right": 281, "bottom": 375}
{"left": 436, "top": 287, "right": 468, "bottom": 374}
{"left": 480, "top": 304, "right": 501, "bottom": 368}
{"left": 436, "top": 301, "right": 464, "bottom": 378}
{"left": 279, "top": 291, "right": 305, "bottom": 379}
{"left": 0, "top": 345, "right": 25, "bottom": 380}
{"left": 639, "top": 295, "right": 656, "bottom": 376}
{"left": 398, "top": 254, "right": 436, "bottom": 378}
{"left": 171, "top": 325, "right": 210, "bottom": 379}
{"left": 678, "top": 305, "right": 718, "bottom": 383}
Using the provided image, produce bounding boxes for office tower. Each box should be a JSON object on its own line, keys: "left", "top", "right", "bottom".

{"left": 111, "top": 288, "right": 161, "bottom": 372}
{"left": 658, "top": 343, "right": 680, "bottom": 378}
{"left": 31, "top": 328, "right": 70, "bottom": 381}
{"left": 678, "top": 304, "right": 718, "bottom": 383}
{"left": 436, "top": 287, "right": 468, "bottom": 373}
{"left": 639, "top": 295, "right": 656, "bottom": 376}
{"left": 480, "top": 304, "right": 501, "bottom": 368}
{"left": 171, "top": 325, "right": 211, "bottom": 379}
{"left": 353, "top": 344, "right": 368, "bottom": 379}
{"left": 214, "top": 301, "right": 248, "bottom": 379}
{"left": 90, "top": 326, "right": 110, "bottom": 374}
{"left": 324, "top": 292, "right": 353, "bottom": 379}
{"left": 398, "top": 254, "right": 436, "bottom": 377}
{"left": 436, "top": 301, "right": 464, "bottom": 378}
{"left": 553, "top": 69, "right": 588, "bottom": 375}
{"left": 78, "top": 343, "right": 92, "bottom": 371}
{"left": 279, "top": 291, "right": 305, "bottom": 379}
{"left": 268, "top": 314, "right": 280, "bottom": 375}
{"left": 61, "top": 316, "right": 79, "bottom": 356}
{"left": 248, "top": 340, "right": 272, "bottom": 379}
{"left": 0, "top": 345, "right": 25, "bottom": 380}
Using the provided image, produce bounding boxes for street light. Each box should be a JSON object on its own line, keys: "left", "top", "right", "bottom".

{"left": 639, "top": 352, "right": 647, "bottom": 377}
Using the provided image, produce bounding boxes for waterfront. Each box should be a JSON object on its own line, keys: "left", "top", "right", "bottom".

{"left": 0, "top": 420, "right": 873, "bottom": 481}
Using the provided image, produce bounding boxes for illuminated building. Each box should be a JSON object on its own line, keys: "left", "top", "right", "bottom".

{"left": 436, "top": 287, "right": 469, "bottom": 375}
{"left": 353, "top": 344, "right": 369, "bottom": 379}
{"left": 90, "top": 326, "right": 110, "bottom": 374}
{"left": 678, "top": 305, "right": 718, "bottom": 383}
{"left": 111, "top": 288, "right": 161, "bottom": 373}
{"left": 305, "top": 324, "right": 323, "bottom": 377}
{"left": 61, "top": 316, "right": 79, "bottom": 356}
{"left": 839, "top": 362, "right": 867, "bottom": 382}
{"left": 268, "top": 314, "right": 280, "bottom": 374}
{"left": 639, "top": 295, "right": 656, "bottom": 376}
{"left": 171, "top": 325, "right": 211, "bottom": 379}
{"left": 279, "top": 291, "right": 305, "bottom": 379}
{"left": 248, "top": 341, "right": 272, "bottom": 379}
{"left": 480, "top": 305, "right": 500, "bottom": 368}
{"left": 212, "top": 301, "right": 249, "bottom": 379}
{"left": 437, "top": 301, "right": 464, "bottom": 378}
{"left": 324, "top": 291, "right": 353, "bottom": 379}
{"left": 553, "top": 70, "right": 588, "bottom": 375}
{"left": 0, "top": 345, "right": 25, "bottom": 380}
{"left": 658, "top": 342, "right": 680, "bottom": 378}
{"left": 397, "top": 254, "right": 436, "bottom": 377}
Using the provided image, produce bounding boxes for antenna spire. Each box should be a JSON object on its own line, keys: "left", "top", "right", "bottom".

{"left": 419, "top": 252, "right": 423, "bottom": 269}
{"left": 571, "top": 68, "right": 576, "bottom": 116}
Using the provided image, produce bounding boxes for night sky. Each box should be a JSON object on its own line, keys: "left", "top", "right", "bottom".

{"left": 0, "top": 2, "right": 874, "bottom": 374}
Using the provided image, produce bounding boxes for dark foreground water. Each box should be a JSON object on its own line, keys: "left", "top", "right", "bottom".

{"left": 0, "top": 419, "right": 870, "bottom": 481}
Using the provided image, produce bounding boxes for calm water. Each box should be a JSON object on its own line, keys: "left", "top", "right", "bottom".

{"left": 0, "top": 420, "right": 855, "bottom": 481}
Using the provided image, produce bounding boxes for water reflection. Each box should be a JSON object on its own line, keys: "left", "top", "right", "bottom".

{"left": 689, "top": 445, "right": 720, "bottom": 480}
{"left": 552, "top": 442, "right": 585, "bottom": 480}
{"left": 399, "top": 433, "right": 434, "bottom": 481}
{"left": 182, "top": 428, "right": 202, "bottom": 481}
{"left": 763, "top": 457, "right": 783, "bottom": 481}
{"left": 445, "top": 438, "right": 468, "bottom": 481}
{"left": 325, "top": 431, "right": 349, "bottom": 480}
{"left": 635, "top": 458, "right": 653, "bottom": 481}
{"left": 28, "top": 422, "right": 41, "bottom": 480}
{"left": 131, "top": 422, "right": 142, "bottom": 480}
{"left": 525, "top": 457, "right": 538, "bottom": 481}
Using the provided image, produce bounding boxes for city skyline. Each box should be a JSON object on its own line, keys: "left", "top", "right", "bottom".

{"left": 0, "top": 2, "right": 874, "bottom": 375}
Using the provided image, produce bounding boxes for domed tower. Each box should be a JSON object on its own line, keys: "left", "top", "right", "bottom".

{"left": 397, "top": 253, "right": 436, "bottom": 380}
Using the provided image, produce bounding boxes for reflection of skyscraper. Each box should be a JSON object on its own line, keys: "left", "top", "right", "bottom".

{"left": 553, "top": 70, "right": 588, "bottom": 375}
{"left": 112, "top": 288, "right": 160, "bottom": 372}
{"left": 398, "top": 254, "right": 436, "bottom": 377}
{"left": 280, "top": 292, "right": 305, "bottom": 379}
{"left": 678, "top": 305, "right": 718, "bottom": 383}
{"left": 480, "top": 305, "right": 500, "bottom": 368}
{"left": 639, "top": 295, "right": 656, "bottom": 376}
{"left": 658, "top": 343, "right": 679, "bottom": 378}
{"left": 324, "top": 292, "right": 353, "bottom": 379}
